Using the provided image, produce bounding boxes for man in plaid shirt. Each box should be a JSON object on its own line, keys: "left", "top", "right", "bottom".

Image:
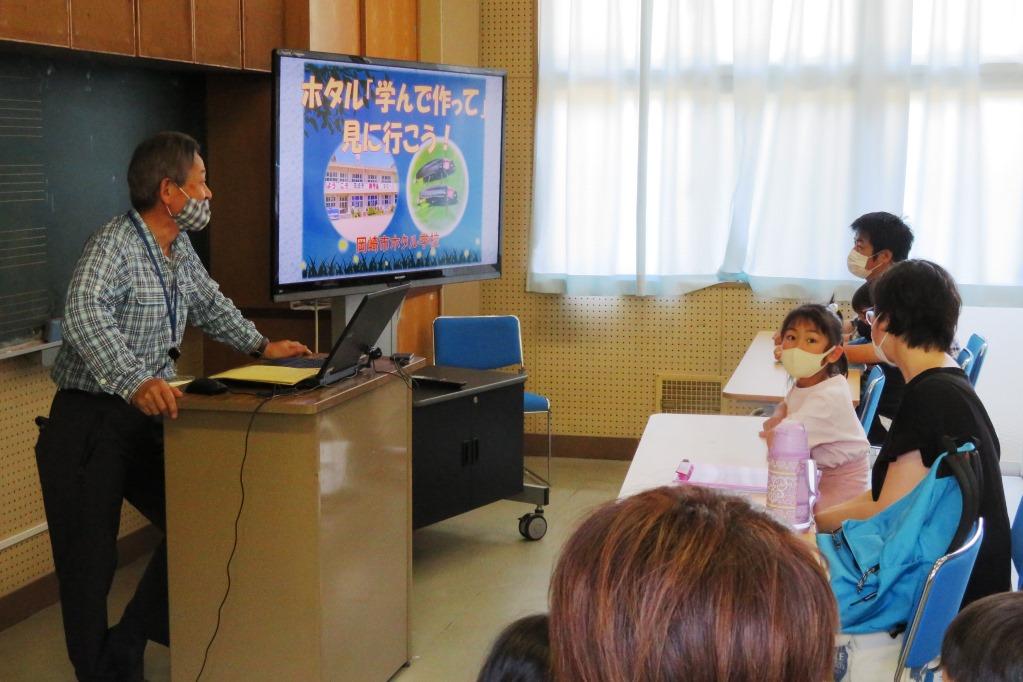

{"left": 35, "top": 131, "right": 309, "bottom": 681}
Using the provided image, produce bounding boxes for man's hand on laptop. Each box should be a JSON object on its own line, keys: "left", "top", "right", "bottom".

{"left": 264, "top": 339, "right": 312, "bottom": 359}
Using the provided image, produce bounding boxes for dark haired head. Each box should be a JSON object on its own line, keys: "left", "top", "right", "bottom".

{"left": 850, "top": 212, "right": 914, "bottom": 262}
{"left": 941, "top": 591, "right": 1023, "bottom": 682}
{"left": 871, "top": 260, "right": 960, "bottom": 352}
{"left": 779, "top": 303, "right": 848, "bottom": 377}
{"left": 477, "top": 614, "right": 550, "bottom": 682}
{"left": 549, "top": 486, "right": 837, "bottom": 682}
{"left": 851, "top": 283, "right": 872, "bottom": 313}
{"left": 127, "top": 131, "right": 201, "bottom": 212}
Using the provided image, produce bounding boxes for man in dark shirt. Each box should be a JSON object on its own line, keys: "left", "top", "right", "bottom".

{"left": 841, "top": 212, "right": 914, "bottom": 444}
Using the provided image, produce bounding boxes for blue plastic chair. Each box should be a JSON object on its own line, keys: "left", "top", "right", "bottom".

{"left": 858, "top": 365, "right": 885, "bottom": 432}
{"left": 955, "top": 333, "right": 987, "bottom": 387}
{"left": 1013, "top": 498, "right": 1023, "bottom": 590}
{"left": 432, "top": 314, "right": 552, "bottom": 481}
{"left": 894, "top": 519, "right": 985, "bottom": 681}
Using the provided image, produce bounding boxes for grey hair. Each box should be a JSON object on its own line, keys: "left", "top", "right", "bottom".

{"left": 127, "top": 131, "right": 200, "bottom": 211}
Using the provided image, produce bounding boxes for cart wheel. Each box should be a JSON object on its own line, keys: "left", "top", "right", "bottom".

{"left": 518, "top": 512, "right": 547, "bottom": 541}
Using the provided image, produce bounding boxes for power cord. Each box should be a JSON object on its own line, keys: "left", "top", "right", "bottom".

{"left": 194, "top": 383, "right": 318, "bottom": 680}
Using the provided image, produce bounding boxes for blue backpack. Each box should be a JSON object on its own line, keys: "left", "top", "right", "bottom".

{"left": 817, "top": 440, "right": 982, "bottom": 634}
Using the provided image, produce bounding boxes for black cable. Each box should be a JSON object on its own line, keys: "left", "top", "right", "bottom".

{"left": 194, "top": 390, "right": 274, "bottom": 681}
{"left": 191, "top": 382, "right": 319, "bottom": 678}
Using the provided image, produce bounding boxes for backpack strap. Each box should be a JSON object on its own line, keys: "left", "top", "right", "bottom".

{"left": 939, "top": 436, "right": 982, "bottom": 554}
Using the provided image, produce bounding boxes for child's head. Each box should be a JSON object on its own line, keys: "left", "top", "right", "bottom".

{"left": 477, "top": 614, "right": 551, "bottom": 682}
{"left": 941, "top": 591, "right": 1023, "bottom": 682}
{"left": 778, "top": 304, "right": 847, "bottom": 379}
{"left": 851, "top": 283, "right": 872, "bottom": 322}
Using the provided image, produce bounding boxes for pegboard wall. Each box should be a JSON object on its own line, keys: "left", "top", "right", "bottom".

{"left": 479, "top": 1, "right": 838, "bottom": 439}
{"left": 0, "top": 356, "right": 149, "bottom": 599}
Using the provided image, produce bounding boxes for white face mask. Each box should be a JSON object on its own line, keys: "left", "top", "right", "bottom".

{"left": 872, "top": 331, "right": 896, "bottom": 366}
{"left": 847, "top": 249, "right": 876, "bottom": 279}
{"left": 780, "top": 346, "right": 834, "bottom": 380}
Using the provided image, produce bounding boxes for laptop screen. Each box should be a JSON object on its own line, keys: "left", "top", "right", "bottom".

{"left": 319, "top": 284, "right": 411, "bottom": 385}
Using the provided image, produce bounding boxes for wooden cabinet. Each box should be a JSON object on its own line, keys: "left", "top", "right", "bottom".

{"left": 0, "top": 0, "right": 69, "bottom": 47}
{"left": 242, "top": 0, "right": 285, "bottom": 71}
{"left": 363, "top": 0, "right": 418, "bottom": 60}
{"left": 137, "top": 0, "right": 193, "bottom": 63}
{"left": 70, "top": 0, "right": 135, "bottom": 55}
{"left": 195, "top": 0, "right": 242, "bottom": 68}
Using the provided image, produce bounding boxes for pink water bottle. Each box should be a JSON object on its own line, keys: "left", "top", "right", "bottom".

{"left": 766, "top": 421, "right": 815, "bottom": 530}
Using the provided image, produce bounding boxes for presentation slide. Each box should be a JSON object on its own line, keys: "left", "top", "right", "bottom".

{"left": 276, "top": 54, "right": 504, "bottom": 287}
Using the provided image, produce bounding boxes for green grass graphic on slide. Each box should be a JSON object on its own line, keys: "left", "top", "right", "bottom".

{"left": 303, "top": 249, "right": 481, "bottom": 278}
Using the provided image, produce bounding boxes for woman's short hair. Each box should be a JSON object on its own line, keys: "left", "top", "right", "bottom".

{"left": 477, "top": 614, "right": 550, "bottom": 682}
{"left": 941, "top": 591, "right": 1023, "bottom": 682}
{"left": 870, "top": 259, "right": 961, "bottom": 352}
{"left": 127, "top": 131, "right": 200, "bottom": 211}
{"left": 549, "top": 485, "right": 837, "bottom": 682}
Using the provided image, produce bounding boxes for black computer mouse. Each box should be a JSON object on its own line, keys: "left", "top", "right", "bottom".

{"left": 184, "top": 377, "right": 229, "bottom": 395}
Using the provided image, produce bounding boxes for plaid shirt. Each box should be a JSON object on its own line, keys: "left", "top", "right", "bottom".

{"left": 52, "top": 211, "right": 264, "bottom": 401}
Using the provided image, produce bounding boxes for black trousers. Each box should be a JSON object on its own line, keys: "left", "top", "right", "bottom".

{"left": 35, "top": 390, "right": 169, "bottom": 681}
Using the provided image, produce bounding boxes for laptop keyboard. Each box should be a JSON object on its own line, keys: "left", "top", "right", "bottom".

{"left": 267, "top": 357, "right": 323, "bottom": 368}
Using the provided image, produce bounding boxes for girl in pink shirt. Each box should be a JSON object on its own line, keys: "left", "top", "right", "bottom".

{"left": 761, "top": 304, "right": 871, "bottom": 511}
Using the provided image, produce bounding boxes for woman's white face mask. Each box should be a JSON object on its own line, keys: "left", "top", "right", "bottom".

{"left": 780, "top": 346, "right": 834, "bottom": 380}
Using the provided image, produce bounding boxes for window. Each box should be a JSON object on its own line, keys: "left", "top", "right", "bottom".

{"left": 531, "top": 0, "right": 1023, "bottom": 303}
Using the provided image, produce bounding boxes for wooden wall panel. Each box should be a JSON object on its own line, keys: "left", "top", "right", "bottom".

{"left": 137, "top": 0, "right": 194, "bottom": 62}
{"left": 0, "top": 0, "right": 69, "bottom": 47}
{"left": 70, "top": 0, "right": 135, "bottom": 55}
{"left": 243, "top": 0, "right": 286, "bottom": 71}
{"left": 195, "top": 0, "right": 242, "bottom": 68}
{"left": 308, "top": 0, "right": 360, "bottom": 54}
{"left": 397, "top": 287, "right": 439, "bottom": 362}
{"left": 204, "top": 73, "right": 274, "bottom": 309}
{"left": 363, "top": 0, "right": 418, "bottom": 60}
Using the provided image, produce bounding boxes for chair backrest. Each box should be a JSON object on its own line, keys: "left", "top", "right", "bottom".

{"left": 433, "top": 315, "right": 523, "bottom": 370}
{"left": 964, "top": 333, "right": 988, "bottom": 387}
{"left": 956, "top": 347, "right": 974, "bottom": 377}
{"left": 858, "top": 365, "right": 886, "bottom": 432}
{"left": 896, "top": 519, "right": 985, "bottom": 677}
{"left": 1013, "top": 498, "right": 1023, "bottom": 590}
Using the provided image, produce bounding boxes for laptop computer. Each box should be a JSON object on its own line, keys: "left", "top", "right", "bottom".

{"left": 210, "top": 284, "right": 411, "bottom": 388}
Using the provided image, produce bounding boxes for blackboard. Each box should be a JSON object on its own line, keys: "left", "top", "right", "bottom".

{"left": 0, "top": 47, "right": 207, "bottom": 345}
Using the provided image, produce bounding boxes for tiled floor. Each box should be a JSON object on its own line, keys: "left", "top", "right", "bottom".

{"left": 0, "top": 457, "right": 630, "bottom": 682}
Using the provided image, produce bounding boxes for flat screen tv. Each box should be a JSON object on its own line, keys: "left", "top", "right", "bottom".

{"left": 272, "top": 49, "right": 506, "bottom": 302}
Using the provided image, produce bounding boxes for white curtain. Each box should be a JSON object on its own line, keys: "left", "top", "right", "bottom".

{"left": 530, "top": 0, "right": 1023, "bottom": 304}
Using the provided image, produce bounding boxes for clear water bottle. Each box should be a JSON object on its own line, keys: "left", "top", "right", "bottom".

{"left": 766, "top": 421, "right": 816, "bottom": 531}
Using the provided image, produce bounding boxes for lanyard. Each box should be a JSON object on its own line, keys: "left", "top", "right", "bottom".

{"left": 127, "top": 212, "right": 179, "bottom": 354}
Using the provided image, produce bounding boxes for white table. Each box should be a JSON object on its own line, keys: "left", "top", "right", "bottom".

{"left": 620, "top": 413, "right": 767, "bottom": 499}
{"left": 722, "top": 331, "right": 860, "bottom": 406}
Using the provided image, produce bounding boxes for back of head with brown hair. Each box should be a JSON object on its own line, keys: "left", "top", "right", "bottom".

{"left": 549, "top": 485, "right": 837, "bottom": 682}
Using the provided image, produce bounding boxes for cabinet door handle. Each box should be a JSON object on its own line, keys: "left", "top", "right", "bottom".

{"left": 472, "top": 438, "right": 480, "bottom": 463}
{"left": 461, "top": 440, "right": 470, "bottom": 466}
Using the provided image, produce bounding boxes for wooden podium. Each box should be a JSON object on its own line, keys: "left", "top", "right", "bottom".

{"left": 162, "top": 359, "right": 422, "bottom": 681}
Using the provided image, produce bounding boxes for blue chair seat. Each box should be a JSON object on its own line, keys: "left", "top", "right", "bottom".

{"left": 524, "top": 391, "right": 550, "bottom": 413}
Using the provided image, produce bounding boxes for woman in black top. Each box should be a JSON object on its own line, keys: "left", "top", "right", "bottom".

{"left": 816, "top": 260, "right": 1010, "bottom": 605}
